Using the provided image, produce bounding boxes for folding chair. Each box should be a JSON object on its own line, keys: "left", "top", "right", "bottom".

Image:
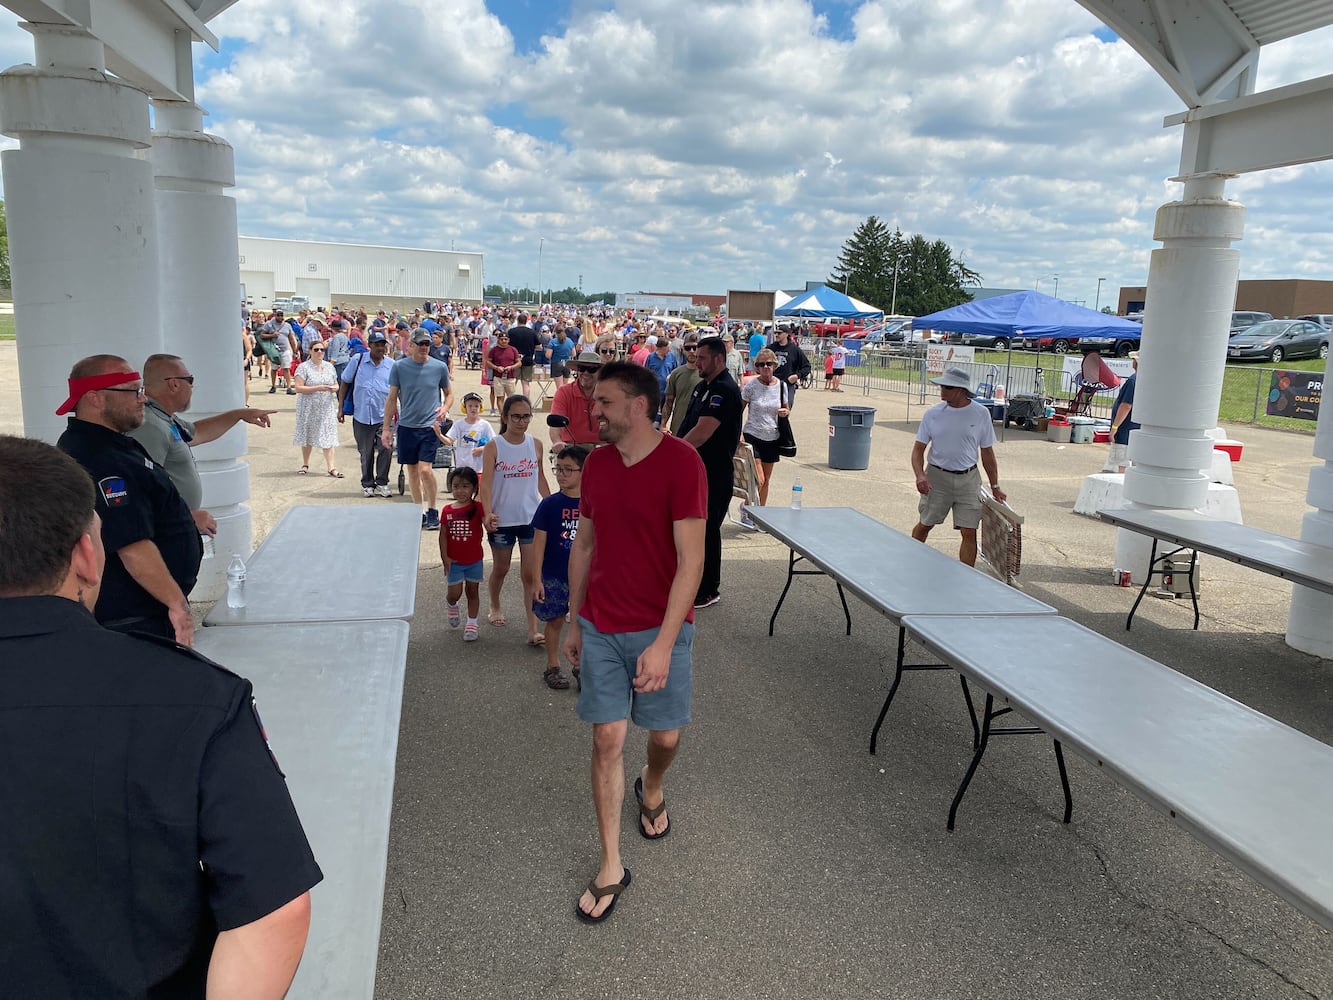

{"left": 730, "top": 441, "right": 761, "bottom": 526}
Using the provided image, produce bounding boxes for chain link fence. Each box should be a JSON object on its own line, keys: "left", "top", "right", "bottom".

{"left": 801, "top": 342, "right": 1319, "bottom": 433}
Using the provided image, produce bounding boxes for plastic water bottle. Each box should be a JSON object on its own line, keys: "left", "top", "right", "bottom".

{"left": 226, "top": 554, "right": 247, "bottom": 609}
{"left": 790, "top": 477, "right": 803, "bottom": 510}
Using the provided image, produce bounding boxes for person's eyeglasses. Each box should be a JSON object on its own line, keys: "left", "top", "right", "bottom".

{"left": 683, "top": 346, "right": 698, "bottom": 352}
{"left": 598, "top": 349, "right": 616, "bottom": 356}
{"left": 100, "top": 386, "right": 146, "bottom": 398}
{"left": 554, "top": 465, "right": 581, "bottom": 474}
{"left": 309, "top": 347, "right": 325, "bottom": 352}
{"left": 165, "top": 375, "right": 196, "bottom": 384}
{"left": 577, "top": 365, "right": 601, "bottom": 374}
{"left": 508, "top": 412, "right": 533, "bottom": 421}
{"left": 755, "top": 362, "right": 776, "bottom": 368}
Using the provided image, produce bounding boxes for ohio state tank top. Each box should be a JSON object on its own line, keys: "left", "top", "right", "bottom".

{"left": 490, "top": 433, "right": 542, "bottom": 527}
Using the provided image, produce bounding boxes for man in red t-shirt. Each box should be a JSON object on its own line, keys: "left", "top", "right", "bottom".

{"left": 548, "top": 351, "right": 604, "bottom": 452}
{"left": 486, "top": 332, "right": 521, "bottom": 403}
{"left": 563, "top": 362, "right": 706, "bottom": 925}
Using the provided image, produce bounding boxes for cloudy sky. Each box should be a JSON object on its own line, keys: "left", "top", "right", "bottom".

{"left": 1, "top": 0, "right": 1331, "bottom": 308}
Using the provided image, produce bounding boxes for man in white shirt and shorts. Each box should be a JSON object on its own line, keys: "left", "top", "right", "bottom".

{"left": 909, "top": 367, "right": 1007, "bottom": 566}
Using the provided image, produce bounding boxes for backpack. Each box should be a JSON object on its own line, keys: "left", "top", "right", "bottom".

{"left": 342, "top": 353, "right": 365, "bottom": 416}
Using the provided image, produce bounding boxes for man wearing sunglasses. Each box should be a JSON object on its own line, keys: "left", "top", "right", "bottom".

{"left": 660, "top": 333, "right": 701, "bottom": 435}
{"left": 549, "top": 351, "right": 606, "bottom": 450}
{"left": 56, "top": 355, "right": 201, "bottom": 645}
{"left": 130, "top": 354, "right": 277, "bottom": 542}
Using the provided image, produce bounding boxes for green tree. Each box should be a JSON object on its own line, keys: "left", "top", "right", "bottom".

{"left": 0, "top": 199, "right": 9, "bottom": 288}
{"left": 828, "top": 216, "right": 893, "bottom": 308}
{"left": 830, "top": 221, "right": 979, "bottom": 316}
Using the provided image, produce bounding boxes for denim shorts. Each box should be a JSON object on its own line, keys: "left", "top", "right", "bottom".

{"left": 487, "top": 524, "right": 535, "bottom": 548}
{"left": 447, "top": 559, "right": 484, "bottom": 585}
{"left": 576, "top": 615, "right": 694, "bottom": 731}
{"left": 532, "top": 577, "right": 570, "bottom": 622}
{"left": 397, "top": 424, "right": 439, "bottom": 466}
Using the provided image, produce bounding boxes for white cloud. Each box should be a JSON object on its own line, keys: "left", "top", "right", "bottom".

{"left": 0, "top": 1, "right": 1329, "bottom": 303}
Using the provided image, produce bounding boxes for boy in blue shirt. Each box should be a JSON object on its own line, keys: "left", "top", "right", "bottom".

{"left": 526, "top": 444, "right": 588, "bottom": 690}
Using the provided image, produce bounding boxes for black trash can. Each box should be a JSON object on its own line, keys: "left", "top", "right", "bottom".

{"left": 828, "top": 405, "right": 876, "bottom": 470}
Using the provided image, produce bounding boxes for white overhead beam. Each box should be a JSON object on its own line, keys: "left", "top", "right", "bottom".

{"left": 0, "top": 0, "right": 216, "bottom": 100}
{"left": 1078, "top": 0, "right": 1258, "bottom": 107}
{"left": 1168, "top": 73, "right": 1333, "bottom": 177}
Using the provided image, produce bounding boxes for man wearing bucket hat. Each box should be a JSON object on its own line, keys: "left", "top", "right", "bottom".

{"left": 549, "top": 351, "right": 606, "bottom": 449}
{"left": 910, "top": 366, "right": 1007, "bottom": 567}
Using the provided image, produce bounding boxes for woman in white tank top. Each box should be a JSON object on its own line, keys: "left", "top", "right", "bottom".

{"left": 480, "top": 394, "right": 551, "bottom": 641}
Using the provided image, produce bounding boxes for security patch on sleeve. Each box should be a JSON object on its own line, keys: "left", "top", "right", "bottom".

{"left": 251, "top": 696, "right": 286, "bottom": 777}
{"left": 710, "top": 395, "right": 722, "bottom": 407}
{"left": 98, "top": 477, "right": 130, "bottom": 507}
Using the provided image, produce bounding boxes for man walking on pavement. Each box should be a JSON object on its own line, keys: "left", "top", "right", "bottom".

{"left": 130, "top": 353, "right": 276, "bottom": 540}
{"left": 678, "top": 337, "right": 743, "bottom": 609}
{"left": 910, "top": 367, "right": 1007, "bottom": 566}
{"left": 340, "top": 331, "right": 396, "bottom": 497}
{"left": 381, "top": 330, "right": 453, "bottom": 528}
{"left": 563, "top": 361, "right": 706, "bottom": 924}
{"left": 768, "top": 326, "right": 811, "bottom": 410}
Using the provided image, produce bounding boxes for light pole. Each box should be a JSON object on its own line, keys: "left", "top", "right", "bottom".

{"left": 537, "top": 237, "right": 544, "bottom": 309}
{"left": 1053, "top": 274, "right": 1060, "bottom": 300}
{"left": 1095, "top": 277, "right": 1107, "bottom": 312}
{"left": 890, "top": 256, "right": 901, "bottom": 315}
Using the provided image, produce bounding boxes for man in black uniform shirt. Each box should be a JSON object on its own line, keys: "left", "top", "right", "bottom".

{"left": 678, "top": 336, "right": 744, "bottom": 609}
{"left": 0, "top": 435, "right": 321, "bottom": 997}
{"left": 56, "top": 354, "right": 202, "bottom": 644}
{"left": 505, "top": 313, "right": 540, "bottom": 399}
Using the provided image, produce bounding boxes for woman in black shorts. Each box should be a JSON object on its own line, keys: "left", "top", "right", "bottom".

{"left": 740, "top": 348, "right": 790, "bottom": 507}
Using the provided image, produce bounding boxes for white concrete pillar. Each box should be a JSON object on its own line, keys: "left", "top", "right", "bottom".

{"left": 1115, "top": 175, "right": 1245, "bottom": 575}
{"left": 0, "top": 24, "right": 162, "bottom": 443}
{"left": 151, "top": 99, "right": 253, "bottom": 599}
{"left": 1286, "top": 352, "right": 1333, "bottom": 655}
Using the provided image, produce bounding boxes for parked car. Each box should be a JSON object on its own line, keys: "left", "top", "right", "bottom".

{"left": 812, "top": 317, "right": 872, "bottom": 338}
{"left": 945, "top": 331, "right": 1015, "bottom": 350}
{"left": 851, "top": 319, "right": 912, "bottom": 343}
{"left": 1298, "top": 314, "right": 1333, "bottom": 328}
{"left": 1226, "top": 319, "right": 1329, "bottom": 363}
{"left": 1230, "top": 310, "right": 1273, "bottom": 334}
{"left": 1014, "top": 333, "right": 1080, "bottom": 353}
{"left": 1074, "top": 330, "right": 1141, "bottom": 357}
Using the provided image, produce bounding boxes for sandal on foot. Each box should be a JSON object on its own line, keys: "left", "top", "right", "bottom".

{"left": 327, "top": 469, "right": 344, "bottom": 478}
{"left": 527, "top": 634, "right": 546, "bottom": 647}
{"left": 463, "top": 621, "right": 478, "bottom": 642}
{"left": 634, "top": 773, "right": 671, "bottom": 841}
{"left": 447, "top": 602, "right": 462, "bottom": 628}
{"left": 297, "top": 465, "right": 309, "bottom": 475}
{"left": 487, "top": 612, "right": 507, "bottom": 627}
{"left": 543, "top": 667, "right": 571, "bottom": 690}
{"left": 575, "top": 868, "right": 631, "bottom": 925}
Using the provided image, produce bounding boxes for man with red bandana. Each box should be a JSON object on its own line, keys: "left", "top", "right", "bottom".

{"left": 56, "top": 354, "right": 202, "bottom": 645}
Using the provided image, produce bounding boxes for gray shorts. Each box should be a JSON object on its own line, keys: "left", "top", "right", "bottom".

{"left": 917, "top": 464, "right": 983, "bottom": 530}
{"left": 576, "top": 616, "right": 694, "bottom": 731}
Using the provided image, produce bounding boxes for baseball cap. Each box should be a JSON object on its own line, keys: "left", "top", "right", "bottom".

{"left": 396, "top": 320, "right": 411, "bottom": 331}
{"left": 463, "top": 391, "right": 483, "bottom": 404}
{"left": 930, "top": 367, "right": 973, "bottom": 393}
{"left": 646, "top": 335, "right": 659, "bottom": 347}
{"left": 366, "top": 331, "right": 388, "bottom": 343}
{"left": 411, "top": 330, "right": 432, "bottom": 345}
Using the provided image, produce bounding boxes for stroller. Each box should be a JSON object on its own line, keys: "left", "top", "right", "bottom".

{"left": 1069, "top": 351, "right": 1121, "bottom": 415}
{"left": 395, "top": 418, "right": 455, "bottom": 495}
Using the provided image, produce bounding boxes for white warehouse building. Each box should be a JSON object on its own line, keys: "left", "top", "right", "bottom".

{"left": 238, "top": 236, "right": 485, "bottom": 312}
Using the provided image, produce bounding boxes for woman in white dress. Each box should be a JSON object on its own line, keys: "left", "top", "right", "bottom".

{"left": 291, "top": 342, "right": 343, "bottom": 477}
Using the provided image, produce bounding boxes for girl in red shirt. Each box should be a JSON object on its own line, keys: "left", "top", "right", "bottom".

{"left": 440, "top": 466, "right": 486, "bottom": 641}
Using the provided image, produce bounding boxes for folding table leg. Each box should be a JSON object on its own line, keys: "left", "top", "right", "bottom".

{"left": 1125, "top": 537, "right": 1159, "bottom": 631}
{"left": 1053, "top": 740, "right": 1073, "bottom": 824}
{"left": 768, "top": 548, "right": 799, "bottom": 637}
{"left": 948, "top": 693, "right": 994, "bottom": 831}
{"left": 835, "top": 582, "right": 852, "bottom": 636}
{"left": 869, "top": 628, "right": 908, "bottom": 755}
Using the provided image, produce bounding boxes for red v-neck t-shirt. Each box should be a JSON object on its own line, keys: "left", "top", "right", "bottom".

{"left": 579, "top": 434, "right": 707, "bottom": 633}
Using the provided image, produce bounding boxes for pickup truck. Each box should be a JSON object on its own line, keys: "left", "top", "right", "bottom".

{"left": 812, "top": 317, "right": 872, "bottom": 337}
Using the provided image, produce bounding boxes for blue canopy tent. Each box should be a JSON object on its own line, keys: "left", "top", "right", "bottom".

{"left": 774, "top": 284, "right": 883, "bottom": 319}
{"left": 914, "top": 290, "right": 1141, "bottom": 341}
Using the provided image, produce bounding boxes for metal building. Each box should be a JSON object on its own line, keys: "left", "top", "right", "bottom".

{"left": 238, "top": 236, "right": 484, "bottom": 312}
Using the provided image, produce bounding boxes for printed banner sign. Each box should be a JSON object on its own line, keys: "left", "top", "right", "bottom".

{"left": 925, "top": 344, "right": 975, "bottom": 374}
{"left": 1267, "top": 370, "right": 1322, "bottom": 421}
